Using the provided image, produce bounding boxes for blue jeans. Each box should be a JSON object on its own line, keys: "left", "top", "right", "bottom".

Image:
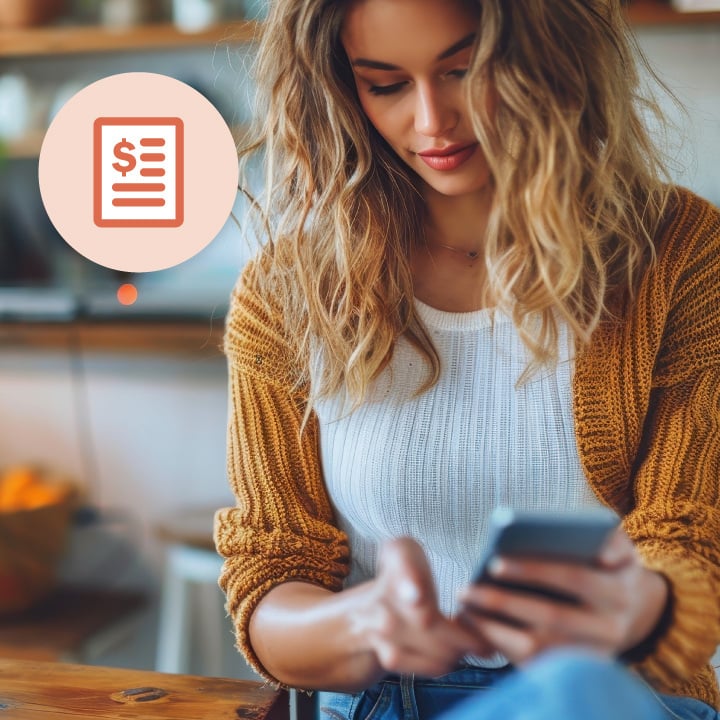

{"left": 317, "top": 651, "right": 719, "bottom": 720}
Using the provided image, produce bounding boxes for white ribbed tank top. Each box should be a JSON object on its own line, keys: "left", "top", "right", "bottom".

{"left": 313, "top": 301, "right": 606, "bottom": 666}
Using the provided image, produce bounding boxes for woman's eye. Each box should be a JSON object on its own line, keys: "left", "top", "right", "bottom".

{"left": 368, "top": 82, "right": 407, "bottom": 96}
{"left": 448, "top": 68, "right": 468, "bottom": 79}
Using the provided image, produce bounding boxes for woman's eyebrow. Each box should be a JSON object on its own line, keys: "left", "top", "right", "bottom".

{"left": 437, "top": 33, "right": 476, "bottom": 61}
{"left": 351, "top": 33, "right": 476, "bottom": 70}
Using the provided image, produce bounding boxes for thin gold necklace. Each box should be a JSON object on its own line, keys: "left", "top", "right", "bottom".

{"left": 428, "top": 240, "right": 481, "bottom": 260}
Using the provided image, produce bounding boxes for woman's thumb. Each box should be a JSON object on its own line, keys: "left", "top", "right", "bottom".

{"left": 379, "top": 537, "right": 436, "bottom": 606}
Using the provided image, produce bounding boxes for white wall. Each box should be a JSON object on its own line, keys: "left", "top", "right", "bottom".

{"left": 637, "top": 26, "right": 720, "bottom": 205}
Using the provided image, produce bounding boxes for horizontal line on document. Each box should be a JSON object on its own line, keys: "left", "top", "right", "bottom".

{"left": 140, "top": 138, "right": 166, "bottom": 147}
{"left": 140, "top": 153, "right": 165, "bottom": 162}
{"left": 112, "top": 198, "right": 166, "bottom": 207}
{"left": 140, "top": 168, "right": 165, "bottom": 177}
{"left": 112, "top": 183, "right": 166, "bottom": 192}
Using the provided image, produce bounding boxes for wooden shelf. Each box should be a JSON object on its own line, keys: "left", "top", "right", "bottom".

{"left": 0, "top": 8, "right": 717, "bottom": 59}
{"left": 0, "top": 320, "right": 224, "bottom": 356}
{"left": 0, "top": 19, "right": 259, "bottom": 58}
{"left": 628, "top": 1, "right": 720, "bottom": 25}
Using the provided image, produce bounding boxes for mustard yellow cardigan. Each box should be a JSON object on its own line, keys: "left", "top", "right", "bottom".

{"left": 215, "top": 187, "right": 720, "bottom": 707}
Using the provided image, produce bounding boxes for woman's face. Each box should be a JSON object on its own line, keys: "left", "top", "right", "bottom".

{"left": 341, "top": 0, "right": 490, "bottom": 200}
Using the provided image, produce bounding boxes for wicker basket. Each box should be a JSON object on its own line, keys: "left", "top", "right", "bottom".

{"left": 0, "top": 0, "right": 67, "bottom": 28}
{"left": 0, "top": 497, "right": 74, "bottom": 615}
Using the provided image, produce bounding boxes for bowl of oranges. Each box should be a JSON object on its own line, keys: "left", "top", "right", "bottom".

{"left": 0, "top": 465, "right": 77, "bottom": 614}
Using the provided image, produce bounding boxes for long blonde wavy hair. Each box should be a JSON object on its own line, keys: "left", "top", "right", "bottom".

{"left": 239, "top": 0, "right": 673, "bottom": 404}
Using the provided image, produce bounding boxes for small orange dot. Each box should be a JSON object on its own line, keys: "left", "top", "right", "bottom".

{"left": 117, "top": 283, "right": 138, "bottom": 306}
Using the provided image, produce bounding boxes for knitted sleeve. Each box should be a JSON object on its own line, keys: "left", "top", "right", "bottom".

{"left": 213, "top": 258, "right": 350, "bottom": 683}
{"left": 624, "top": 193, "right": 720, "bottom": 698}
{"left": 625, "top": 367, "right": 720, "bottom": 697}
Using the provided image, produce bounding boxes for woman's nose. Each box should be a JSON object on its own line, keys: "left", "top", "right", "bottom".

{"left": 414, "top": 83, "right": 458, "bottom": 137}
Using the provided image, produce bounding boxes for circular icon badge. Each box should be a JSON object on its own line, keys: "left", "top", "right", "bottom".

{"left": 38, "top": 72, "right": 239, "bottom": 273}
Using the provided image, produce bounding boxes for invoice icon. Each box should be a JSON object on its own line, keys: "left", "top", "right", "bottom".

{"left": 93, "top": 117, "right": 184, "bottom": 227}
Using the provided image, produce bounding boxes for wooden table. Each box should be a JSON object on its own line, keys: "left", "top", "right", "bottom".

{"left": 0, "top": 659, "right": 289, "bottom": 720}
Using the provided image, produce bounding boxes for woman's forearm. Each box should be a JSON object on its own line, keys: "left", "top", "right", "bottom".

{"left": 248, "top": 581, "right": 386, "bottom": 692}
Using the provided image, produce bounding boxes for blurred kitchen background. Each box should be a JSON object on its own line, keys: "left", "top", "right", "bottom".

{"left": 0, "top": 0, "right": 718, "bottom": 682}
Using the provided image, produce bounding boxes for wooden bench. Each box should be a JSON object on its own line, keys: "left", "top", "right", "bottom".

{"left": 0, "top": 658, "right": 289, "bottom": 720}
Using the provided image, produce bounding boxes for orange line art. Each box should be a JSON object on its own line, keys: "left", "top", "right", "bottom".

{"left": 112, "top": 198, "right": 166, "bottom": 207}
{"left": 94, "top": 117, "right": 183, "bottom": 228}
{"left": 112, "top": 183, "right": 166, "bottom": 192}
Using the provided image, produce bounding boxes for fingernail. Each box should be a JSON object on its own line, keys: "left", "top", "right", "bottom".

{"left": 398, "top": 580, "right": 421, "bottom": 604}
{"left": 488, "top": 557, "right": 505, "bottom": 576}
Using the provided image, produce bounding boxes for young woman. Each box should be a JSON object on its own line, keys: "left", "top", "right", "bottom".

{"left": 214, "top": 1, "right": 720, "bottom": 718}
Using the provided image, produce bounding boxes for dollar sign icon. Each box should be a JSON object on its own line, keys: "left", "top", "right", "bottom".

{"left": 112, "top": 138, "right": 136, "bottom": 177}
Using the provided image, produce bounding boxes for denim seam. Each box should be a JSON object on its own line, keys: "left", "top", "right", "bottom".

{"left": 635, "top": 678, "right": 692, "bottom": 720}
{"left": 400, "top": 674, "right": 416, "bottom": 720}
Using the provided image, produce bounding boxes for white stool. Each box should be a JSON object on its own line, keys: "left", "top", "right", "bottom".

{"left": 154, "top": 511, "right": 312, "bottom": 720}
{"left": 154, "top": 508, "right": 227, "bottom": 676}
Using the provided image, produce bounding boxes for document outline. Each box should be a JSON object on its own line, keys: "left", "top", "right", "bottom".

{"left": 93, "top": 117, "right": 184, "bottom": 228}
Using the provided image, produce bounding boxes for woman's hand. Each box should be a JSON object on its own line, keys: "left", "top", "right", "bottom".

{"left": 248, "top": 536, "right": 490, "bottom": 691}
{"left": 457, "top": 527, "right": 669, "bottom": 666}
{"left": 350, "top": 537, "right": 491, "bottom": 678}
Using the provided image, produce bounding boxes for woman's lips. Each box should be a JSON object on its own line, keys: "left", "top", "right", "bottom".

{"left": 417, "top": 144, "right": 477, "bottom": 171}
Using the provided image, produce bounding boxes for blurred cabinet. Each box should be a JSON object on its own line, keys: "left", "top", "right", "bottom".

{"left": 0, "top": 19, "right": 257, "bottom": 57}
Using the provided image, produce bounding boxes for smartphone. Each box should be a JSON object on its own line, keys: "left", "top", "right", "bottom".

{"left": 471, "top": 507, "right": 619, "bottom": 605}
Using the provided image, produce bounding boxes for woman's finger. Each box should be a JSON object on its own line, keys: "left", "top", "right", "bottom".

{"left": 597, "top": 526, "right": 636, "bottom": 569}
{"left": 379, "top": 537, "right": 438, "bottom": 609}
{"left": 372, "top": 613, "right": 488, "bottom": 676}
{"left": 373, "top": 637, "right": 459, "bottom": 678}
{"left": 459, "top": 581, "right": 634, "bottom": 655}
{"left": 463, "top": 610, "right": 617, "bottom": 666}
{"left": 461, "top": 615, "right": 539, "bottom": 665}
{"left": 479, "top": 558, "right": 624, "bottom": 611}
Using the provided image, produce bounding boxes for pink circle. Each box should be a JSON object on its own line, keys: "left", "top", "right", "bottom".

{"left": 38, "top": 72, "right": 239, "bottom": 273}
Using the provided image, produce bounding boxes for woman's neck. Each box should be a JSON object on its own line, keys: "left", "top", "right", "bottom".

{"left": 422, "top": 185, "right": 493, "bottom": 257}
{"left": 411, "top": 187, "right": 495, "bottom": 313}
